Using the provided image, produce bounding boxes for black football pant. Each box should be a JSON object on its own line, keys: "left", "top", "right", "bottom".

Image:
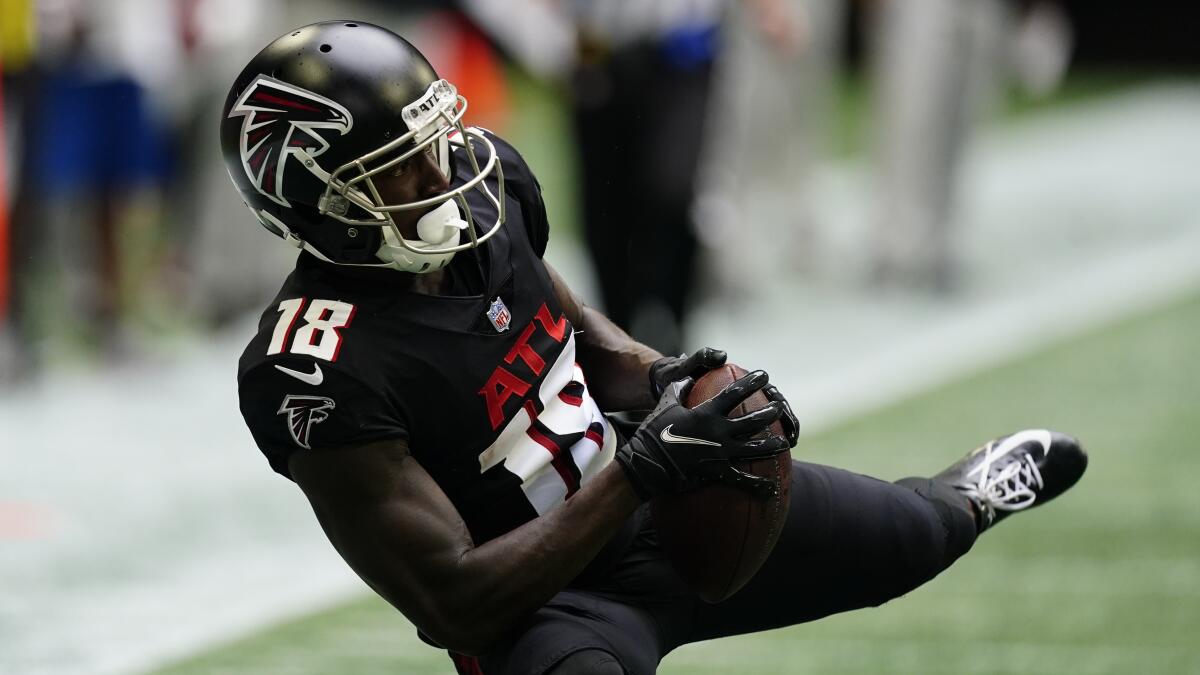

{"left": 472, "top": 460, "right": 979, "bottom": 675}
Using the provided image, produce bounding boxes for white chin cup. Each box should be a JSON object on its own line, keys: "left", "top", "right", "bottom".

{"left": 378, "top": 200, "right": 468, "bottom": 273}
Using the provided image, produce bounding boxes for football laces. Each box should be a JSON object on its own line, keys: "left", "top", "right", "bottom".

{"left": 957, "top": 442, "right": 1045, "bottom": 513}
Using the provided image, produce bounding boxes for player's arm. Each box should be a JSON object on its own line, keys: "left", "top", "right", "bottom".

{"left": 289, "top": 438, "right": 641, "bottom": 656}
{"left": 544, "top": 262, "right": 665, "bottom": 410}
{"left": 545, "top": 262, "right": 801, "bottom": 446}
{"left": 288, "top": 371, "right": 790, "bottom": 656}
{"left": 510, "top": 136, "right": 717, "bottom": 410}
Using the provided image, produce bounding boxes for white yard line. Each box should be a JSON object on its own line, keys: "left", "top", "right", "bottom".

{"left": 748, "top": 224, "right": 1200, "bottom": 435}
{"left": 2, "top": 85, "right": 1199, "bottom": 675}
{"left": 691, "top": 83, "right": 1200, "bottom": 433}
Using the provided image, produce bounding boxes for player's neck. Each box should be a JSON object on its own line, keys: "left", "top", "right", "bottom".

{"left": 298, "top": 252, "right": 477, "bottom": 296}
{"left": 408, "top": 269, "right": 449, "bottom": 296}
{"left": 299, "top": 252, "right": 419, "bottom": 290}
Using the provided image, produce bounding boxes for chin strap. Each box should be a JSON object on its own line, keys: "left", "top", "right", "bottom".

{"left": 258, "top": 201, "right": 470, "bottom": 273}
{"left": 377, "top": 200, "right": 469, "bottom": 273}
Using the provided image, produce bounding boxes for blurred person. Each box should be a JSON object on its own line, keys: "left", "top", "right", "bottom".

{"left": 866, "top": 0, "right": 1005, "bottom": 292}
{"left": 8, "top": 0, "right": 172, "bottom": 362}
{"left": 222, "top": 20, "right": 1086, "bottom": 675}
{"left": 462, "top": 0, "right": 816, "bottom": 349}
{"left": 566, "top": 0, "right": 808, "bottom": 356}
{"left": 866, "top": 0, "right": 1071, "bottom": 293}
{"left": 161, "top": 0, "right": 305, "bottom": 327}
{"left": 0, "top": 0, "right": 36, "bottom": 380}
{"left": 469, "top": 0, "right": 804, "bottom": 356}
{"left": 696, "top": 0, "right": 846, "bottom": 296}
{"left": 567, "top": 1, "right": 725, "bottom": 356}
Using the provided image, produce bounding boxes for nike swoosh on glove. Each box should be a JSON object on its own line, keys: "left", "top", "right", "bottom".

{"left": 616, "top": 370, "right": 791, "bottom": 500}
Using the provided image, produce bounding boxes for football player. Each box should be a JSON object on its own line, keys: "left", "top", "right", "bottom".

{"left": 223, "top": 21, "right": 1087, "bottom": 675}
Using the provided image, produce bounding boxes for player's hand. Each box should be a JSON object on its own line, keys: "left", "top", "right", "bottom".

{"left": 763, "top": 384, "right": 800, "bottom": 448}
{"left": 616, "top": 370, "right": 791, "bottom": 500}
{"left": 648, "top": 347, "right": 727, "bottom": 399}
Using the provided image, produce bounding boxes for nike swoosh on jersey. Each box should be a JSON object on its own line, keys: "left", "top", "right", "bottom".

{"left": 660, "top": 424, "right": 721, "bottom": 447}
{"left": 274, "top": 363, "right": 324, "bottom": 386}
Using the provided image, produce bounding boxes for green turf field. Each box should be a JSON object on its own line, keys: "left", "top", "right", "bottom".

{"left": 152, "top": 291, "right": 1200, "bottom": 675}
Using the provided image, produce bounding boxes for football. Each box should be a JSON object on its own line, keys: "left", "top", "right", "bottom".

{"left": 650, "top": 364, "right": 792, "bottom": 603}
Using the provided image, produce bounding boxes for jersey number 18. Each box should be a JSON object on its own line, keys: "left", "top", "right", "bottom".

{"left": 267, "top": 298, "right": 357, "bottom": 362}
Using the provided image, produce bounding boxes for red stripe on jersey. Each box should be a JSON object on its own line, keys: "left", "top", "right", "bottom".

{"left": 522, "top": 400, "right": 581, "bottom": 497}
{"left": 526, "top": 427, "right": 579, "bottom": 496}
{"left": 526, "top": 423, "right": 559, "bottom": 456}
{"left": 522, "top": 399, "right": 540, "bottom": 425}
{"left": 584, "top": 429, "right": 604, "bottom": 447}
{"left": 450, "top": 652, "right": 485, "bottom": 675}
{"left": 329, "top": 304, "right": 356, "bottom": 362}
{"left": 558, "top": 391, "right": 583, "bottom": 407}
{"left": 278, "top": 298, "right": 306, "bottom": 354}
{"left": 558, "top": 466, "right": 581, "bottom": 498}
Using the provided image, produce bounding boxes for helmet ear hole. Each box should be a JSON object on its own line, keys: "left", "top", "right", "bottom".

{"left": 287, "top": 203, "right": 382, "bottom": 263}
{"left": 339, "top": 228, "right": 381, "bottom": 262}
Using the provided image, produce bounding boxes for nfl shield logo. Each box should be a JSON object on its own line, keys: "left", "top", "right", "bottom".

{"left": 486, "top": 297, "right": 512, "bottom": 332}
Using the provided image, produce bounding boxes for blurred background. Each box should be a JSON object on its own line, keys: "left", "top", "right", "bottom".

{"left": 1, "top": 1, "right": 1197, "bottom": 673}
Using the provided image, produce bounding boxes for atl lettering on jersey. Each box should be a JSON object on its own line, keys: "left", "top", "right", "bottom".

{"left": 478, "top": 302, "right": 569, "bottom": 430}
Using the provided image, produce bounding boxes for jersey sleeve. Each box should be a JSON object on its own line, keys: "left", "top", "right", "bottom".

{"left": 486, "top": 130, "right": 550, "bottom": 258}
{"left": 238, "top": 360, "right": 409, "bottom": 479}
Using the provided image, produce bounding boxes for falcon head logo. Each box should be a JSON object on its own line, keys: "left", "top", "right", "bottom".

{"left": 227, "top": 75, "right": 353, "bottom": 207}
{"left": 277, "top": 395, "right": 336, "bottom": 449}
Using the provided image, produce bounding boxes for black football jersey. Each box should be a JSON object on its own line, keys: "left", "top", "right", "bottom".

{"left": 238, "top": 131, "right": 617, "bottom": 544}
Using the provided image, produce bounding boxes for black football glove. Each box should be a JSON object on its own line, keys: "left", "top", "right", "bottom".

{"left": 762, "top": 384, "right": 800, "bottom": 448}
{"left": 648, "top": 347, "right": 728, "bottom": 399}
{"left": 616, "top": 370, "right": 791, "bottom": 500}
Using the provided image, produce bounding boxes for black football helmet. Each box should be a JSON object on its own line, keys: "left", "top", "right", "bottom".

{"left": 219, "top": 20, "right": 504, "bottom": 273}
